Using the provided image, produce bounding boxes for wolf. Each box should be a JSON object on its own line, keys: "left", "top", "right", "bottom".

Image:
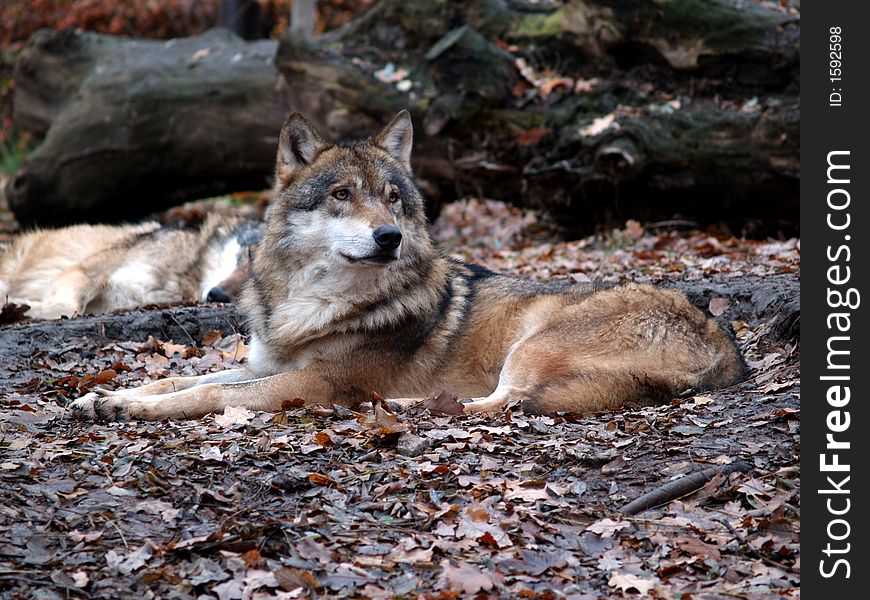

{"left": 1, "top": 215, "right": 260, "bottom": 320}
{"left": 71, "top": 111, "right": 746, "bottom": 421}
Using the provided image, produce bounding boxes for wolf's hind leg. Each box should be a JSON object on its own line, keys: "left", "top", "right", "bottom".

{"left": 460, "top": 383, "right": 520, "bottom": 415}
{"left": 464, "top": 292, "right": 736, "bottom": 416}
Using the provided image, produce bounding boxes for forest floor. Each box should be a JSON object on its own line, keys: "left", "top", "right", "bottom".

{"left": 0, "top": 198, "right": 800, "bottom": 599}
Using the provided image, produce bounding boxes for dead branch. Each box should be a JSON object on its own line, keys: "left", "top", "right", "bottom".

{"left": 620, "top": 461, "right": 752, "bottom": 516}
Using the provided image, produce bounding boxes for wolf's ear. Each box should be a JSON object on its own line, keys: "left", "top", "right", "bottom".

{"left": 373, "top": 110, "right": 413, "bottom": 172}
{"left": 276, "top": 112, "right": 327, "bottom": 186}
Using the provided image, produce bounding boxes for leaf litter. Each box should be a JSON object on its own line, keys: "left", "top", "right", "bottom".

{"left": 0, "top": 199, "right": 799, "bottom": 597}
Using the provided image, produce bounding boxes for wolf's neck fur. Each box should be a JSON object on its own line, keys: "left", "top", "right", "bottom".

{"left": 254, "top": 234, "right": 449, "bottom": 353}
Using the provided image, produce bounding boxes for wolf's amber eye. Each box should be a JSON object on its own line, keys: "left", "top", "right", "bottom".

{"left": 389, "top": 190, "right": 400, "bottom": 203}
{"left": 332, "top": 188, "right": 350, "bottom": 200}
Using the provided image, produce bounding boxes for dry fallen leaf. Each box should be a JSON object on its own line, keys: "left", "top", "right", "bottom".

{"left": 191, "top": 47, "right": 211, "bottom": 61}
{"left": 692, "top": 395, "right": 715, "bottom": 406}
{"left": 308, "top": 473, "right": 338, "bottom": 487}
{"left": 274, "top": 567, "right": 320, "bottom": 592}
{"left": 423, "top": 390, "right": 465, "bottom": 416}
{"left": 608, "top": 571, "right": 660, "bottom": 595}
{"left": 281, "top": 398, "right": 306, "bottom": 410}
{"left": 439, "top": 559, "right": 495, "bottom": 595}
{"left": 364, "top": 392, "right": 408, "bottom": 435}
{"left": 0, "top": 301, "right": 30, "bottom": 325}
{"left": 135, "top": 499, "right": 180, "bottom": 524}
{"left": 455, "top": 503, "right": 512, "bottom": 548}
{"left": 213, "top": 405, "right": 256, "bottom": 428}
{"left": 156, "top": 340, "right": 195, "bottom": 358}
{"left": 516, "top": 127, "right": 550, "bottom": 146}
{"left": 579, "top": 113, "right": 616, "bottom": 137}
{"left": 539, "top": 76, "right": 573, "bottom": 96}
{"left": 201, "top": 329, "right": 222, "bottom": 346}
{"left": 709, "top": 297, "right": 732, "bottom": 316}
{"left": 587, "top": 518, "right": 631, "bottom": 538}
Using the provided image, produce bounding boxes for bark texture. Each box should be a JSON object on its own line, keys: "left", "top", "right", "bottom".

{"left": 8, "top": 28, "right": 289, "bottom": 226}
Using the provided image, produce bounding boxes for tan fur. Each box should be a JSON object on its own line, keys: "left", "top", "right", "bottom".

{"left": 71, "top": 111, "right": 746, "bottom": 421}
{"left": 1, "top": 215, "right": 256, "bottom": 319}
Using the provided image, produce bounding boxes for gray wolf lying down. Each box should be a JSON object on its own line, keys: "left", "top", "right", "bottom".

{"left": 71, "top": 111, "right": 745, "bottom": 420}
{"left": 1, "top": 216, "right": 260, "bottom": 319}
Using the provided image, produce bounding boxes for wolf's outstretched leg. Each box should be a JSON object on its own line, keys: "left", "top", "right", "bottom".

{"left": 69, "top": 368, "right": 333, "bottom": 421}
{"left": 92, "top": 368, "right": 253, "bottom": 398}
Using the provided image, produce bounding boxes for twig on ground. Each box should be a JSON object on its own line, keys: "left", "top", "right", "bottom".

{"left": 620, "top": 461, "right": 752, "bottom": 515}
{"left": 168, "top": 312, "right": 198, "bottom": 348}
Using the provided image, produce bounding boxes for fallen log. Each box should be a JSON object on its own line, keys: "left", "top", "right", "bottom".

{"left": 0, "top": 304, "right": 243, "bottom": 391}
{"left": 7, "top": 28, "right": 289, "bottom": 226}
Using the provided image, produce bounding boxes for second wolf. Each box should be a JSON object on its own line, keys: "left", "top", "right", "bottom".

{"left": 72, "top": 111, "right": 745, "bottom": 420}
{"left": 1, "top": 215, "right": 260, "bottom": 320}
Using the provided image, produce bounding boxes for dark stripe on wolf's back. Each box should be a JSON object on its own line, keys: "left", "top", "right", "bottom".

{"left": 508, "top": 275, "right": 575, "bottom": 297}
{"left": 443, "top": 262, "right": 494, "bottom": 333}
{"left": 457, "top": 260, "right": 574, "bottom": 296}
{"left": 461, "top": 261, "right": 498, "bottom": 281}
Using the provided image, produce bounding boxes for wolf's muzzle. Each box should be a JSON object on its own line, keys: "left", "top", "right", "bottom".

{"left": 206, "top": 286, "right": 232, "bottom": 303}
{"left": 373, "top": 225, "right": 402, "bottom": 251}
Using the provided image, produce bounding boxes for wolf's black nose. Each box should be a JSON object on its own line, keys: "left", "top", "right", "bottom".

{"left": 206, "top": 287, "right": 232, "bottom": 303}
{"left": 373, "top": 225, "right": 402, "bottom": 250}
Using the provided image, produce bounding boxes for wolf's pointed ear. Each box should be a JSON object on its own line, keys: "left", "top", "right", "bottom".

{"left": 373, "top": 110, "right": 413, "bottom": 172}
{"left": 276, "top": 112, "right": 327, "bottom": 186}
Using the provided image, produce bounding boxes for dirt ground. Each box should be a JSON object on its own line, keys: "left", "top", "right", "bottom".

{"left": 0, "top": 200, "right": 800, "bottom": 599}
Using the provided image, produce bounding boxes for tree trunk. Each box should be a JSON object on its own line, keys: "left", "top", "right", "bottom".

{"left": 290, "top": 0, "right": 318, "bottom": 41}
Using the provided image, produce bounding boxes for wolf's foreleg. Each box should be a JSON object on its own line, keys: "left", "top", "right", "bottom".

{"left": 69, "top": 368, "right": 333, "bottom": 421}
{"left": 35, "top": 267, "right": 98, "bottom": 318}
{"left": 93, "top": 368, "right": 253, "bottom": 398}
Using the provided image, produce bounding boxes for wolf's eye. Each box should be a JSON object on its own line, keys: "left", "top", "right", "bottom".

{"left": 332, "top": 188, "right": 350, "bottom": 200}
{"left": 389, "top": 190, "right": 400, "bottom": 203}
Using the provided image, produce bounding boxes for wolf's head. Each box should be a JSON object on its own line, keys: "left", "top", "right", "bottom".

{"left": 263, "top": 111, "right": 432, "bottom": 273}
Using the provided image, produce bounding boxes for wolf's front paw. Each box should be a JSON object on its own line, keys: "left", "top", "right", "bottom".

{"left": 69, "top": 392, "right": 100, "bottom": 420}
{"left": 25, "top": 300, "right": 80, "bottom": 320}
{"left": 69, "top": 391, "right": 142, "bottom": 422}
